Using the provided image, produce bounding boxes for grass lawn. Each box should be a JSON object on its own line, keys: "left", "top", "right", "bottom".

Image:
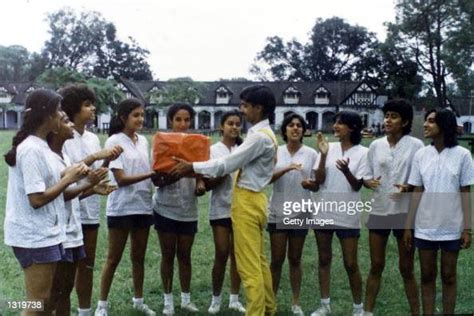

{"left": 0, "top": 130, "right": 473, "bottom": 315}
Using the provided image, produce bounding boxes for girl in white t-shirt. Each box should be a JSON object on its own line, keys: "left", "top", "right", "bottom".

{"left": 95, "top": 98, "right": 156, "bottom": 316}
{"left": 311, "top": 110, "right": 367, "bottom": 316}
{"left": 47, "top": 111, "right": 112, "bottom": 315}
{"left": 206, "top": 110, "right": 245, "bottom": 314}
{"left": 267, "top": 113, "right": 318, "bottom": 316}
{"left": 151, "top": 103, "right": 205, "bottom": 315}
{"left": 59, "top": 83, "right": 123, "bottom": 316}
{"left": 404, "top": 108, "right": 474, "bottom": 315}
{"left": 4, "top": 89, "right": 87, "bottom": 314}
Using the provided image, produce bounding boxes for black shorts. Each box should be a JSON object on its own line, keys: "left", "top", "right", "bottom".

{"left": 210, "top": 218, "right": 232, "bottom": 228}
{"left": 367, "top": 214, "right": 407, "bottom": 238}
{"left": 82, "top": 223, "right": 100, "bottom": 230}
{"left": 267, "top": 223, "right": 308, "bottom": 237}
{"left": 153, "top": 212, "right": 197, "bottom": 235}
{"left": 62, "top": 245, "right": 86, "bottom": 263}
{"left": 107, "top": 215, "right": 154, "bottom": 229}
{"left": 415, "top": 238, "right": 461, "bottom": 252}
{"left": 13, "top": 244, "right": 65, "bottom": 269}
{"left": 314, "top": 225, "right": 360, "bottom": 239}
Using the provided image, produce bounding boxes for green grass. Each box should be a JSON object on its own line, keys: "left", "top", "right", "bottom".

{"left": 0, "top": 130, "right": 473, "bottom": 315}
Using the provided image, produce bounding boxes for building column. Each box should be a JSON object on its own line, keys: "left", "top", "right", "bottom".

{"left": 16, "top": 111, "right": 21, "bottom": 129}
{"left": 210, "top": 111, "right": 215, "bottom": 130}
{"left": 195, "top": 113, "right": 199, "bottom": 130}
{"left": 317, "top": 112, "right": 323, "bottom": 131}
{"left": 158, "top": 110, "right": 167, "bottom": 130}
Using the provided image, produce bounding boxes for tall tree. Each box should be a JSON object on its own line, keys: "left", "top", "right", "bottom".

{"left": 251, "top": 17, "right": 382, "bottom": 83}
{"left": 36, "top": 67, "right": 122, "bottom": 114}
{"left": 0, "top": 45, "right": 47, "bottom": 82}
{"left": 43, "top": 8, "right": 153, "bottom": 80}
{"left": 392, "top": 0, "right": 472, "bottom": 106}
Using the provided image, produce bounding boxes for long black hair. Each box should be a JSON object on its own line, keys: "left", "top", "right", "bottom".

{"left": 108, "top": 98, "right": 144, "bottom": 136}
{"left": 334, "top": 110, "right": 363, "bottom": 145}
{"left": 220, "top": 110, "right": 243, "bottom": 145}
{"left": 4, "top": 89, "right": 62, "bottom": 166}
{"left": 425, "top": 108, "right": 458, "bottom": 148}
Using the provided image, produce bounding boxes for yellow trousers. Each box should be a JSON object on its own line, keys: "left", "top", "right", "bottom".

{"left": 231, "top": 186, "right": 276, "bottom": 316}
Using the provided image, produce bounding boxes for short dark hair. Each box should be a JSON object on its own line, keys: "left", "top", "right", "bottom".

{"left": 220, "top": 110, "right": 243, "bottom": 145}
{"left": 240, "top": 85, "right": 276, "bottom": 123}
{"left": 334, "top": 111, "right": 363, "bottom": 145}
{"left": 109, "top": 98, "right": 144, "bottom": 136}
{"left": 424, "top": 108, "right": 458, "bottom": 148}
{"left": 58, "top": 84, "right": 96, "bottom": 122}
{"left": 280, "top": 113, "right": 307, "bottom": 143}
{"left": 382, "top": 99, "right": 414, "bottom": 135}
{"left": 167, "top": 103, "right": 195, "bottom": 123}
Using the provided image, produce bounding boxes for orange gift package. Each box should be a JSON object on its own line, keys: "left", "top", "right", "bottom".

{"left": 152, "top": 132, "right": 211, "bottom": 173}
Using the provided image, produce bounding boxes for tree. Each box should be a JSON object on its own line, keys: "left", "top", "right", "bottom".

{"left": 251, "top": 17, "right": 382, "bottom": 83}
{"left": 392, "top": 0, "right": 473, "bottom": 106}
{"left": 36, "top": 67, "right": 123, "bottom": 114}
{"left": 147, "top": 78, "right": 202, "bottom": 108}
{"left": 0, "top": 45, "right": 47, "bottom": 82}
{"left": 43, "top": 8, "right": 153, "bottom": 80}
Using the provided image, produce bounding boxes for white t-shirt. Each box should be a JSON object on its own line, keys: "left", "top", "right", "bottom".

{"left": 208, "top": 141, "right": 238, "bottom": 220}
{"left": 194, "top": 119, "right": 276, "bottom": 192}
{"left": 408, "top": 145, "right": 474, "bottom": 240}
{"left": 63, "top": 129, "right": 102, "bottom": 224}
{"left": 364, "top": 135, "right": 424, "bottom": 216}
{"left": 153, "top": 177, "right": 198, "bottom": 222}
{"left": 50, "top": 152, "right": 83, "bottom": 249}
{"left": 268, "top": 145, "right": 318, "bottom": 223}
{"left": 312, "top": 142, "right": 369, "bottom": 228}
{"left": 4, "top": 135, "right": 67, "bottom": 248}
{"left": 106, "top": 133, "right": 153, "bottom": 216}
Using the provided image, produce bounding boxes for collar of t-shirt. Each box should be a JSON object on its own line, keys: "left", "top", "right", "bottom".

{"left": 248, "top": 119, "right": 271, "bottom": 135}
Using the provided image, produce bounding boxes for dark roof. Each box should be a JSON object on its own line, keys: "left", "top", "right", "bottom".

{"left": 119, "top": 79, "right": 365, "bottom": 106}
{"left": 0, "top": 82, "right": 52, "bottom": 105}
{"left": 412, "top": 97, "right": 473, "bottom": 116}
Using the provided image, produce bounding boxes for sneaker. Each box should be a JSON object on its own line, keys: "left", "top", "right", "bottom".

{"left": 94, "top": 306, "right": 108, "bottom": 316}
{"left": 310, "top": 304, "right": 331, "bottom": 316}
{"left": 208, "top": 301, "right": 221, "bottom": 314}
{"left": 180, "top": 302, "right": 199, "bottom": 312}
{"left": 352, "top": 308, "right": 364, "bottom": 316}
{"left": 291, "top": 305, "right": 304, "bottom": 315}
{"left": 229, "top": 301, "right": 246, "bottom": 313}
{"left": 133, "top": 303, "right": 156, "bottom": 316}
{"left": 162, "top": 303, "right": 174, "bottom": 315}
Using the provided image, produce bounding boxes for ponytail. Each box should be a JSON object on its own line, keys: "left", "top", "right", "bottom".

{"left": 4, "top": 89, "right": 61, "bottom": 166}
{"left": 108, "top": 114, "right": 125, "bottom": 136}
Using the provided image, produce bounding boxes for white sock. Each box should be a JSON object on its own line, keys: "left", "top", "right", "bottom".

{"left": 164, "top": 293, "right": 174, "bottom": 306}
{"left": 98, "top": 300, "right": 108, "bottom": 308}
{"left": 364, "top": 312, "right": 373, "bottom": 316}
{"left": 320, "top": 298, "right": 330, "bottom": 305}
{"left": 212, "top": 294, "right": 221, "bottom": 304}
{"left": 229, "top": 294, "right": 239, "bottom": 303}
{"left": 181, "top": 292, "right": 191, "bottom": 305}
{"left": 77, "top": 308, "right": 92, "bottom": 316}
{"left": 133, "top": 297, "right": 144, "bottom": 305}
{"left": 353, "top": 302, "right": 363, "bottom": 310}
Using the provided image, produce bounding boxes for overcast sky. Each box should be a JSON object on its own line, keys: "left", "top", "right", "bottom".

{"left": 2, "top": 0, "right": 396, "bottom": 81}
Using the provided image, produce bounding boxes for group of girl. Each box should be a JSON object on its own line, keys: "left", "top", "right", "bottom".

{"left": 4, "top": 85, "right": 472, "bottom": 316}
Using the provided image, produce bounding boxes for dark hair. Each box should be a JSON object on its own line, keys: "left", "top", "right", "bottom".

{"left": 58, "top": 83, "right": 96, "bottom": 122}
{"left": 220, "top": 110, "right": 243, "bottom": 145}
{"left": 334, "top": 110, "right": 363, "bottom": 145}
{"left": 239, "top": 85, "right": 276, "bottom": 123}
{"left": 167, "top": 103, "right": 195, "bottom": 123}
{"left": 382, "top": 99, "right": 414, "bottom": 135}
{"left": 280, "top": 113, "right": 307, "bottom": 143}
{"left": 108, "top": 98, "right": 144, "bottom": 136}
{"left": 4, "top": 89, "right": 62, "bottom": 166}
{"left": 424, "top": 108, "right": 458, "bottom": 148}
